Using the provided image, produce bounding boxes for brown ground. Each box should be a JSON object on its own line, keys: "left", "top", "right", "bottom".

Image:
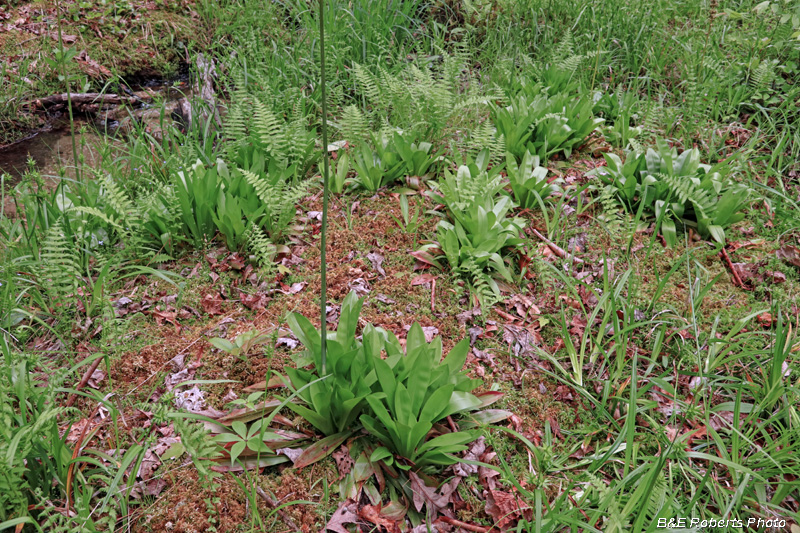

{"left": 30, "top": 157, "right": 795, "bottom": 532}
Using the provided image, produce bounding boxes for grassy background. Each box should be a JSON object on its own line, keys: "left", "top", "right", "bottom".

{"left": 1, "top": 0, "right": 799, "bottom": 531}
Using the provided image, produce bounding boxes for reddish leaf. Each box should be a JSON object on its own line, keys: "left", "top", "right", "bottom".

{"left": 326, "top": 500, "right": 359, "bottom": 533}
{"left": 410, "top": 250, "right": 442, "bottom": 269}
{"left": 411, "top": 273, "right": 437, "bottom": 286}
{"left": 474, "top": 391, "right": 504, "bottom": 408}
{"left": 359, "top": 504, "right": 401, "bottom": 533}
{"left": 294, "top": 431, "right": 351, "bottom": 469}
{"left": 484, "top": 489, "right": 531, "bottom": 530}
{"left": 239, "top": 291, "right": 267, "bottom": 310}
{"left": 243, "top": 375, "right": 288, "bottom": 392}
{"left": 200, "top": 293, "right": 224, "bottom": 315}
{"left": 757, "top": 312, "right": 775, "bottom": 327}
{"left": 227, "top": 253, "right": 246, "bottom": 270}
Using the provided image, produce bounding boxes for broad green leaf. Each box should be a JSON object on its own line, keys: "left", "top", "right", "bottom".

{"left": 210, "top": 337, "right": 236, "bottom": 353}
{"left": 419, "top": 385, "right": 455, "bottom": 424}
{"left": 285, "top": 402, "right": 335, "bottom": 436}
{"left": 442, "top": 338, "right": 470, "bottom": 377}
{"left": 370, "top": 446, "right": 393, "bottom": 464}
{"left": 707, "top": 225, "right": 725, "bottom": 244}
{"left": 460, "top": 409, "right": 514, "bottom": 428}
{"left": 417, "top": 429, "right": 480, "bottom": 455}
{"left": 441, "top": 391, "right": 482, "bottom": 419}
{"left": 230, "top": 440, "right": 247, "bottom": 465}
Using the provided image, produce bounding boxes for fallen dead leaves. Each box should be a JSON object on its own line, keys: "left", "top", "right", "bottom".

{"left": 484, "top": 489, "right": 532, "bottom": 530}
{"left": 318, "top": 436, "right": 549, "bottom": 533}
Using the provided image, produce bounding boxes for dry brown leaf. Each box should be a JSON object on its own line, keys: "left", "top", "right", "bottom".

{"left": 472, "top": 348, "right": 496, "bottom": 369}
{"left": 502, "top": 324, "right": 542, "bottom": 361}
{"left": 409, "top": 471, "right": 460, "bottom": 514}
{"left": 456, "top": 306, "right": 481, "bottom": 325}
{"left": 483, "top": 489, "right": 531, "bottom": 530}
{"left": 227, "top": 253, "right": 246, "bottom": 270}
{"left": 239, "top": 291, "right": 268, "bottom": 310}
{"left": 326, "top": 500, "right": 360, "bottom": 533}
{"left": 349, "top": 277, "right": 371, "bottom": 295}
{"left": 768, "top": 271, "right": 787, "bottom": 283}
{"left": 86, "top": 369, "right": 105, "bottom": 389}
{"left": 453, "top": 437, "right": 485, "bottom": 478}
{"left": 75, "top": 50, "right": 111, "bottom": 78}
{"left": 505, "top": 294, "right": 541, "bottom": 320}
{"left": 150, "top": 309, "right": 180, "bottom": 332}
{"left": 367, "top": 251, "right": 386, "bottom": 277}
{"left": 359, "top": 504, "right": 401, "bottom": 533}
{"left": 280, "top": 281, "right": 307, "bottom": 294}
{"left": 411, "top": 273, "right": 437, "bottom": 286}
{"left": 276, "top": 447, "right": 304, "bottom": 464}
{"left": 200, "top": 293, "right": 224, "bottom": 315}
{"left": 332, "top": 446, "right": 354, "bottom": 481}
{"left": 777, "top": 245, "right": 800, "bottom": 268}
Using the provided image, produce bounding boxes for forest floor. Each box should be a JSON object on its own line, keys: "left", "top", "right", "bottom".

{"left": 2, "top": 1, "right": 800, "bottom": 532}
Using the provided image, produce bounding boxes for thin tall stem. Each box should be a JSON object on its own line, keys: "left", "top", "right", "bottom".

{"left": 55, "top": 0, "right": 81, "bottom": 184}
{"left": 318, "top": 0, "right": 330, "bottom": 375}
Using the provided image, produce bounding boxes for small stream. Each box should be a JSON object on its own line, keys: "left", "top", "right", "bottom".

{"left": 0, "top": 79, "right": 192, "bottom": 187}
{"left": 0, "top": 122, "right": 106, "bottom": 185}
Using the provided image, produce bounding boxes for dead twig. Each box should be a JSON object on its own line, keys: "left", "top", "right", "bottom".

{"left": 65, "top": 403, "right": 102, "bottom": 512}
{"left": 439, "top": 516, "right": 491, "bottom": 533}
{"left": 446, "top": 415, "right": 458, "bottom": 433}
{"left": 255, "top": 487, "right": 301, "bottom": 532}
{"left": 431, "top": 277, "right": 436, "bottom": 312}
{"left": 530, "top": 228, "right": 584, "bottom": 264}
{"left": 66, "top": 354, "right": 104, "bottom": 408}
{"left": 30, "top": 93, "right": 132, "bottom": 108}
{"left": 719, "top": 247, "right": 746, "bottom": 289}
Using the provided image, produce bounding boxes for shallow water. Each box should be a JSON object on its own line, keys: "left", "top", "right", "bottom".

{"left": 0, "top": 79, "right": 192, "bottom": 187}
{"left": 0, "top": 123, "right": 107, "bottom": 185}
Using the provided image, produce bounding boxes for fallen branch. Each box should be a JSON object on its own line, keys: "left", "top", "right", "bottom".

{"left": 65, "top": 403, "right": 102, "bottom": 512}
{"left": 719, "top": 247, "right": 747, "bottom": 289}
{"left": 431, "top": 277, "right": 436, "bottom": 312}
{"left": 65, "top": 354, "right": 104, "bottom": 408}
{"left": 255, "top": 487, "right": 301, "bottom": 532}
{"left": 530, "top": 228, "right": 584, "bottom": 264}
{"left": 439, "top": 516, "right": 491, "bottom": 533}
{"left": 30, "top": 93, "right": 133, "bottom": 109}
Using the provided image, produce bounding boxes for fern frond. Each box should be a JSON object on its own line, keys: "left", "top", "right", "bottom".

{"left": 67, "top": 207, "right": 124, "bottom": 232}
{"left": 661, "top": 173, "right": 715, "bottom": 216}
{"left": 466, "top": 122, "right": 504, "bottom": 163}
{"left": 462, "top": 260, "right": 501, "bottom": 308}
{"left": 338, "top": 104, "right": 370, "bottom": 144}
{"left": 553, "top": 28, "right": 574, "bottom": 61}
{"left": 596, "top": 185, "right": 625, "bottom": 237}
{"left": 252, "top": 99, "right": 285, "bottom": 159}
{"left": 640, "top": 102, "right": 665, "bottom": 145}
{"left": 40, "top": 221, "right": 80, "bottom": 300}
{"left": 224, "top": 101, "right": 248, "bottom": 155}
{"left": 246, "top": 224, "right": 276, "bottom": 269}
{"left": 749, "top": 60, "right": 777, "bottom": 91}
{"left": 100, "top": 174, "right": 139, "bottom": 230}
{"left": 241, "top": 169, "right": 306, "bottom": 241}
{"left": 353, "top": 63, "right": 381, "bottom": 105}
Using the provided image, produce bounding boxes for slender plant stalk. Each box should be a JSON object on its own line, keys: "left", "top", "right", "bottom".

{"left": 318, "top": 0, "right": 330, "bottom": 375}
{"left": 55, "top": 0, "right": 81, "bottom": 184}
